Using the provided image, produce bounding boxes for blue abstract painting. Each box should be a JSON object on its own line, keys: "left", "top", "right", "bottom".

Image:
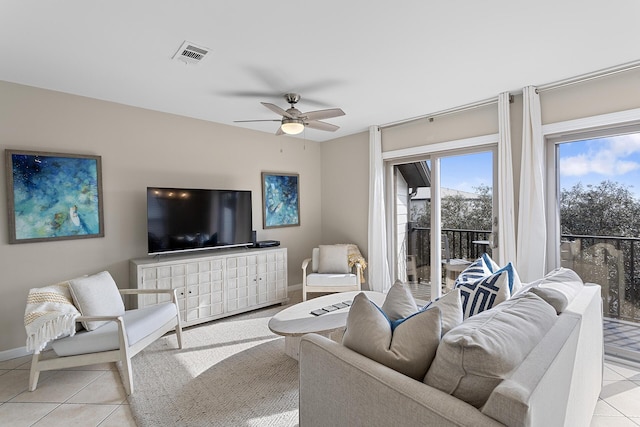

{"left": 7, "top": 151, "right": 103, "bottom": 243}
{"left": 262, "top": 172, "right": 300, "bottom": 228}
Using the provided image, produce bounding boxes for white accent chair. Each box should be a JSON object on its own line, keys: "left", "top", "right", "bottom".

{"left": 302, "top": 246, "right": 362, "bottom": 301}
{"left": 29, "top": 288, "right": 182, "bottom": 396}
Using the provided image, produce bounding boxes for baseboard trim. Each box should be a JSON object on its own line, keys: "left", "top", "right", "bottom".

{"left": 0, "top": 346, "right": 31, "bottom": 362}
{"left": 288, "top": 283, "right": 302, "bottom": 291}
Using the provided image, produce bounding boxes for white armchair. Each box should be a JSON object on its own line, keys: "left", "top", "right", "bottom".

{"left": 302, "top": 245, "right": 364, "bottom": 301}
{"left": 25, "top": 271, "right": 182, "bottom": 395}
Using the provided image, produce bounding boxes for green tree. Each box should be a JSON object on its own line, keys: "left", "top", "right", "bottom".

{"left": 411, "top": 184, "right": 493, "bottom": 231}
{"left": 560, "top": 180, "right": 640, "bottom": 237}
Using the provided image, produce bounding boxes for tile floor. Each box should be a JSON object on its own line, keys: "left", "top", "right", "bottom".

{"left": 0, "top": 356, "right": 135, "bottom": 426}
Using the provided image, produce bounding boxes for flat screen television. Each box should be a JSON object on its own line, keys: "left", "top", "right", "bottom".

{"left": 147, "top": 187, "right": 253, "bottom": 255}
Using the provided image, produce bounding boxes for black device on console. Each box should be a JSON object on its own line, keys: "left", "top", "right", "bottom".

{"left": 254, "top": 240, "right": 280, "bottom": 248}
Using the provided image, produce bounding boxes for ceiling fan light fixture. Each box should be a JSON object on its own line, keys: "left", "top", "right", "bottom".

{"left": 281, "top": 118, "right": 304, "bottom": 135}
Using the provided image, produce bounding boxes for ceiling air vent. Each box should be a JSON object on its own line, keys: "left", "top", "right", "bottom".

{"left": 173, "top": 41, "right": 210, "bottom": 65}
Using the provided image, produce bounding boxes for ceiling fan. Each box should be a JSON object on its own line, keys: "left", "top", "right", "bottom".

{"left": 234, "top": 93, "right": 345, "bottom": 135}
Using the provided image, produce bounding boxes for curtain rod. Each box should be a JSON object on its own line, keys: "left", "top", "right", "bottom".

{"left": 380, "top": 96, "right": 499, "bottom": 130}
{"left": 536, "top": 59, "right": 640, "bottom": 93}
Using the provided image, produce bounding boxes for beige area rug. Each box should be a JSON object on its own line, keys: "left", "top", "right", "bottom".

{"left": 128, "top": 304, "right": 299, "bottom": 427}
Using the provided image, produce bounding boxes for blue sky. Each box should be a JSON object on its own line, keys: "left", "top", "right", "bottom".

{"left": 559, "top": 134, "right": 640, "bottom": 199}
{"left": 439, "top": 151, "right": 493, "bottom": 193}
{"left": 434, "top": 134, "right": 640, "bottom": 200}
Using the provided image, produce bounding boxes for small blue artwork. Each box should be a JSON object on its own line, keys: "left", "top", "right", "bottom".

{"left": 262, "top": 172, "right": 300, "bottom": 228}
{"left": 6, "top": 150, "right": 104, "bottom": 243}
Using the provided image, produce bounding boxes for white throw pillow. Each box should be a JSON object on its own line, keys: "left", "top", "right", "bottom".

{"left": 381, "top": 280, "right": 419, "bottom": 322}
{"left": 343, "top": 292, "right": 442, "bottom": 380}
{"left": 317, "top": 245, "right": 349, "bottom": 274}
{"left": 68, "top": 271, "right": 125, "bottom": 331}
{"left": 424, "top": 292, "right": 558, "bottom": 408}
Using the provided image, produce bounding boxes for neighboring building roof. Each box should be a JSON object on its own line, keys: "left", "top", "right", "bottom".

{"left": 397, "top": 162, "right": 430, "bottom": 189}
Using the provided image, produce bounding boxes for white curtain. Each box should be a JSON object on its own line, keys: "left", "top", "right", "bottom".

{"left": 496, "top": 92, "right": 517, "bottom": 266}
{"left": 368, "top": 125, "right": 392, "bottom": 293}
{"left": 517, "top": 86, "right": 546, "bottom": 282}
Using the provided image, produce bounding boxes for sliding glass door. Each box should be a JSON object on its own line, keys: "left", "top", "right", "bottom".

{"left": 549, "top": 129, "right": 640, "bottom": 362}
{"left": 391, "top": 147, "right": 496, "bottom": 299}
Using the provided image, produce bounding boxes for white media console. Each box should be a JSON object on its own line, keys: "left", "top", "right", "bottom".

{"left": 130, "top": 247, "right": 288, "bottom": 327}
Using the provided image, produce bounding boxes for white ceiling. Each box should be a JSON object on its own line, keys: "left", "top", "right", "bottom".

{"left": 2, "top": 1, "right": 640, "bottom": 142}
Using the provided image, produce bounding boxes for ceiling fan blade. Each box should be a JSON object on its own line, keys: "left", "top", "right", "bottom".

{"left": 305, "top": 120, "right": 340, "bottom": 132}
{"left": 303, "top": 108, "right": 345, "bottom": 121}
{"left": 261, "top": 102, "right": 294, "bottom": 119}
{"left": 275, "top": 127, "right": 284, "bottom": 136}
{"left": 233, "top": 119, "right": 281, "bottom": 123}
{"left": 219, "top": 90, "right": 282, "bottom": 98}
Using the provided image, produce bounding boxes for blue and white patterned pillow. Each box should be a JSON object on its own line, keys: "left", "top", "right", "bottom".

{"left": 453, "top": 257, "right": 492, "bottom": 288}
{"left": 454, "top": 263, "right": 512, "bottom": 318}
{"left": 481, "top": 254, "right": 522, "bottom": 294}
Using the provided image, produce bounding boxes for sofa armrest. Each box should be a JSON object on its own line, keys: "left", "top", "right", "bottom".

{"left": 299, "top": 334, "right": 503, "bottom": 427}
{"left": 482, "top": 313, "right": 582, "bottom": 427}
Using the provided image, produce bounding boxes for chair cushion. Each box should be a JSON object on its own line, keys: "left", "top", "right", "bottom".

{"left": 306, "top": 273, "right": 358, "bottom": 287}
{"left": 68, "top": 271, "right": 125, "bottom": 331}
{"left": 342, "top": 292, "right": 442, "bottom": 381}
{"left": 51, "top": 302, "right": 178, "bottom": 356}
{"left": 318, "top": 245, "right": 349, "bottom": 274}
{"left": 424, "top": 292, "right": 557, "bottom": 408}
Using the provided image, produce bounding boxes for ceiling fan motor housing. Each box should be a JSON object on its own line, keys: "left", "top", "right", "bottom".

{"left": 284, "top": 93, "right": 301, "bottom": 105}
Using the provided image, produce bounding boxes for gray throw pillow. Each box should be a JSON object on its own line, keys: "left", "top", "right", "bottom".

{"left": 424, "top": 292, "right": 557, "bottom": 408}
{"left": 68, "top": 271, "right": 125, "bottom": 331}
{"left": 423, "top": 289, "right": 463, "bottom": 336}
{"left": 343, "top": 292, "right": 442, "bottom": 380}
{"left": 528, "top": 286, "right": 569, "bottom": 314}
{"left": 516, "top": 267, "right": 584, "bottom": 313}
{"left": 317, "top": 245, "right": 349, "bottom": 274}
{"left": 381, "top": 280, "right": 419, "bottom": 322}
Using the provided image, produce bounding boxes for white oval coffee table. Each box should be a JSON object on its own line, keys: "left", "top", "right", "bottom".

{"left": 269, "top": 290, "right": 386, "bottom": 360}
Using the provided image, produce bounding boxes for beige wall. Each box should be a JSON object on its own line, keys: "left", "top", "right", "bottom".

{"left": 0, "top": 81, "right": 323, "bottom": 353}
{"left": 381, "top": 103, "right": 499, "bottom": 151}
{"left": 320, "top": 131, "right": 370, "bottom": 276}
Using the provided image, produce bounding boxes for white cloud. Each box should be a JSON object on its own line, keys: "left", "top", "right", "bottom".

{"left": 559, "top": 134, "right": 640, "bottom": 177}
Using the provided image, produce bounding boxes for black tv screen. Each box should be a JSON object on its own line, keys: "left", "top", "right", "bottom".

{"left": 147, "top": 187, "right": 253, "bottom": 255}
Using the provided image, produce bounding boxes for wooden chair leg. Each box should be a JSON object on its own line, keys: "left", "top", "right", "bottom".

{"left": 175, "top": 321, "right": 183, "bottom": 349}
{"left": 29, "top": 353, "right": 41, "bottom": 391}
{"left": 119, "top": 357, "right": 134, "bottom": 396}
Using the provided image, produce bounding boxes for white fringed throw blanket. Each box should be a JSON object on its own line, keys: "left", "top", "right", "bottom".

{"left": 24, "top": 281, "right": 80, "bottom": 353}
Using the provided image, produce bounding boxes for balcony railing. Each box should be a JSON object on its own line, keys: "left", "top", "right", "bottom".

{"left": 407, "top": 226, "right": 640, "bottom": 323}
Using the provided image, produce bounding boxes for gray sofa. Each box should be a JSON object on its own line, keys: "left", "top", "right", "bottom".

{"left": 299, "top": 282, "right": 603, "bottom": 427}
